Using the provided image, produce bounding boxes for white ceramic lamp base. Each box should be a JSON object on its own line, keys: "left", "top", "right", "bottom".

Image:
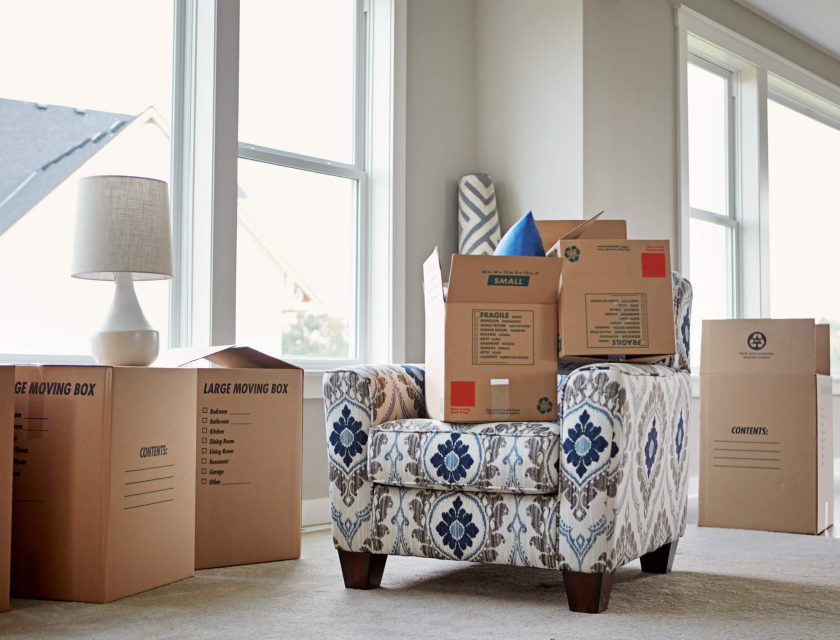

{"left": 92, "top": 272, "right": 160, "bottom": 366}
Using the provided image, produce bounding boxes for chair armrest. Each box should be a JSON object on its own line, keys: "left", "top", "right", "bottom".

{"left": 323, "top": 365, "right": 425, "bottom": 551}
{"left": 557, "top": 362, "right": 691, "bottom": 572}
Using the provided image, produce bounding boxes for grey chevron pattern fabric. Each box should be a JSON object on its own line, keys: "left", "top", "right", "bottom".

{"left": 458, "top": 173, "right": 501, "bottom": 255}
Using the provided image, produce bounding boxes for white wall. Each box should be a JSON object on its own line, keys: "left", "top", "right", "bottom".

{"left": 582, "top": 0, "right": 678, "bottom": 241}
{"left": 404, "top": 0, "right": 477, "bottom": 363}
{"left": 474, "top": 0, "right": 583, "bottom": 229}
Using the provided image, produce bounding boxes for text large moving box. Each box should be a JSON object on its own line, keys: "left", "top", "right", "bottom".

{"left": 699, "top": 319, "right": 833, "bottom": 534}
{"left": 424, "top": 247, "right": 562, "bottom": 422}
{"left": 156, "top": 346, "right": 303, "bottom": 569}
{"left": 12, "top": 366, "right": 197, "bottom": 602}
{"left": 0, "top": 367, "right": 13, "bottom": 612}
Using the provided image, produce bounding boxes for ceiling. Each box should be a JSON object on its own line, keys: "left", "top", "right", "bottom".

{"left": 737, "top": 0, "right": 840, "bottom": 59}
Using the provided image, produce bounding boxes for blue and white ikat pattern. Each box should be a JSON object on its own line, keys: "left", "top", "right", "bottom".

{"left": 367, "top": 420, "right": 562, "bottom": 494}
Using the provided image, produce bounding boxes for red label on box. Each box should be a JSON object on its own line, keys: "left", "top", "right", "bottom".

{"left": 450, "top": 381, "right": 475, "bottom": 407}
{"left": 641, "top": 253, "right": 666, "bottom": 278}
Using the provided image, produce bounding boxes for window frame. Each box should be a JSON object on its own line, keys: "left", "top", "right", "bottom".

{"left": 184, "top": 0, "right": 405, "bottom": 386}
{"left": 235, "top": 0, "right": 370, "bottom": 369}
{"left": 677, "top": 6, "right": 840, "bottom": 390}
{"left": 685, "top": 52, "right": 739, "bottom": 322}
{"left": 0, "top": 0, "right": 407, "bottom": 390}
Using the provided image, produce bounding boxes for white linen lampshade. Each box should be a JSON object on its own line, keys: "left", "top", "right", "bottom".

{"left": 72, "top": 175, "right": 173, "bottom": 366}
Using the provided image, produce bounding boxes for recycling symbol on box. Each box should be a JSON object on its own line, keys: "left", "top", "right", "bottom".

{"left": 537, "top": 396, "right": 553, "bottom": 414}
{"left": 564, "top": 246, "right": 580, "bottom": 262}
{"left": 747, "top": 331, "right": 767, "bottom": 351}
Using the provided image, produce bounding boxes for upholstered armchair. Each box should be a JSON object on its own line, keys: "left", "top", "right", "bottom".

{"left": 323, "top": 274, "right": 692, "bottom": 613}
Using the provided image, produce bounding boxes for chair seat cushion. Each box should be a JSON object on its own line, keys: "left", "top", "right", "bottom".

{"left": 368, "top": 419, "right": 562, "bottom": 495}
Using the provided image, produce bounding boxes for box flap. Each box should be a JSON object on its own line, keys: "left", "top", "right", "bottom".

{"left": 560, "top": 210, "right": 605, "bottom": 240}
{"left": 446, "top": 253, "right": 561, "bottom": 304}
{"left": 701, "top": 319, "right": 820, "bottom": 374}
{"left": 536, "top": 212, "right": 626, "bottom": 252}
{"left": 154, "top": 346, "right": 300, "bottom": 370}
{"left": 816, "top": 324, "right": 831, "bottom": 375}
{"left": 423, "top": 247, "right": 445, "bottom": 306}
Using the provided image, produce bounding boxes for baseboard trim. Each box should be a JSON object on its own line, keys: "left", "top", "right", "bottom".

{"left": 302, "top": 497, "right": 330, "bottom": 528}
{"left": 688, "top": 475, "right": 699, "bottom": 500}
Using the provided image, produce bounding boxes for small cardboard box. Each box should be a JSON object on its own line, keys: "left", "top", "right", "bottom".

{"left": 554, "top": 238, "right": 675, "bottom": 358}
{"left": 424, "top": 247, "right": 562, "bottom": 422}
{"left": 155, "top": 346, "right": 303, "bottom": 569}
{"left": 536, "top": 217, "right": 627, "bottom": 252}
{"left": 699, "top": 319, "right": 833, "bottom": 534}
{"left": 11, "top": 365, "right": 197, "bottom": 603}
{"left": 0, "top": 367, "right": 13, "bottom": 612}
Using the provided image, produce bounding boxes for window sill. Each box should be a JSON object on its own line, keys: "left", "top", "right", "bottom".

{"left": 304, "top": 369, "right": 328, "bottom": 400}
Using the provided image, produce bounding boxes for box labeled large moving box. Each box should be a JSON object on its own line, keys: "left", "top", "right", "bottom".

{"left": 555, "top": 239, "right": 675, "bottom": 359}
{"left": 699, "top": 319, "right": 834, "bottom": 534}
{"left": 424, "top": 247, "right": 562, "bottom": 422}
{"left": 156, "top": 346, "right": 303, "bottom": 569}
{"left": 0, "top": 367, "right": 13, "bottom": 612}
{"left": 11, "top": 366, "right": 197, "bottom": 602}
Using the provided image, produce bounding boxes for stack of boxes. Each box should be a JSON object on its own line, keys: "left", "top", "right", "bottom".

{"left": 424, "top": 213, "right": 676, "bottom": 423}
{"left": 0, "top": 347, "right": 302, "bottom": 605}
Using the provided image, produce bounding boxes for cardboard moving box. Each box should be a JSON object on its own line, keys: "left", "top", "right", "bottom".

{"left": 536, "top": 217, "right": 627, "bottom": 252}
{"left": 424, "top": 247, "right": 562, "bottom": 422}
{"left": 0, "top": 367, "right": 13, "bottom": 612}
{"left": 155, "top": 346, "right": 303, "bottom": 569}
{"left": 11, "top": 366, "right": 197, "bottom": 602}
{"left": 555, "top": 238, "right": 675, "bottom": 359}
{"left": 699, "top": 319, "right": 834, "bottom": 535}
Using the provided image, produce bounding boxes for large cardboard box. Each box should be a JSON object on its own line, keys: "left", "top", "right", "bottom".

{"left": 0, "top": 367, "right": 13, "bottom": 612}
{"left": 536, "top": 217, "right": 627, "bottom": 252}
{"left": 699, "top": 319, "right": 834, "bottom": 534}
{"left": 156, "top": 346, "right": 303, "bottom": 569}
{"left": 554, "top": 238, "right": 675, "bottom": 359}
{"left": 11, "top": 366, "right": 197, "bottom": 602}
{"left": 424, "top": 247, "right": 562, "bottom": 422}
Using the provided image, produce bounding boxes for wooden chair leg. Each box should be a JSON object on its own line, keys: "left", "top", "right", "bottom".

{"left": 337, "top": 550, "right": 388, "bottom": 589}
{"left": 640, "top": 540, "right": 678, "bottom": 574}
{"left": 562, "top": 569, "right": 615, "bottom": 613}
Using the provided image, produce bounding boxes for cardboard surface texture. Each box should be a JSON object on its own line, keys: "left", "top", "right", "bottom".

{"left": 0, "top": 367, "right": 13, "bottom": 612}
{"left": 156, "top": 346, "right": 303, "bottom": 569}
{"left": 424, "top": 248, "right": 561, "bottom": 422}
{"left": 556, "top": 238, "right": 675, "bottom": 358}
{"left": 11, "top": 366, "right": 197, "bottom": 603}
{"left": 699, "top": 319, "right": 834, "bottom": 535}
{"left": 536, "top": 217, "right": 627, "bottom": 252}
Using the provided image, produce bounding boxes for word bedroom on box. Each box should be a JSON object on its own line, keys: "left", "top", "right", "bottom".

{"left": 1, "top": 1, "right": 839, "bottom": 639}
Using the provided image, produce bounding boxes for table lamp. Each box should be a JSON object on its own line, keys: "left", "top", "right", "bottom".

{"left": 72, "top": 175, "right": 174, "bottom": 366}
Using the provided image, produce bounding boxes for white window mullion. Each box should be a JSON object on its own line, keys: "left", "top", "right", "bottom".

{"left": 755, "top": 68, "right": 771, "bottom": 318}
{"left": 237, "top": 144, "right": 365, "bottom": 181}
{"left": 191, "top": 0, "right": 240, "bottom": 347}
{"left": 169, "top": 0, "right": 197, "bottom": 348}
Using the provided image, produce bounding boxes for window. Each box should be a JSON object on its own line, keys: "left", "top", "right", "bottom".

{"left": 0, "top": 0, "right": 174, "bottom": 358}
{"left": 767, "top": 98, "right": 840, "bottom": 371}
{"left": 0, "top": 0, "right": 399, "bottom": 372}
{"left": 686, "top": 56, "right": 737, "bottom": 370}
{"left": 678, "top": 8, "right": 840, "bottom": 378}
{"left": 234, "top": 0, "right": 366, "bottom": 363}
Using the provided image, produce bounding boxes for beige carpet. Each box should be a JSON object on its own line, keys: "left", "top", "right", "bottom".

{"left": 2, "top": 525, "right": 839, "bottom": 639}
